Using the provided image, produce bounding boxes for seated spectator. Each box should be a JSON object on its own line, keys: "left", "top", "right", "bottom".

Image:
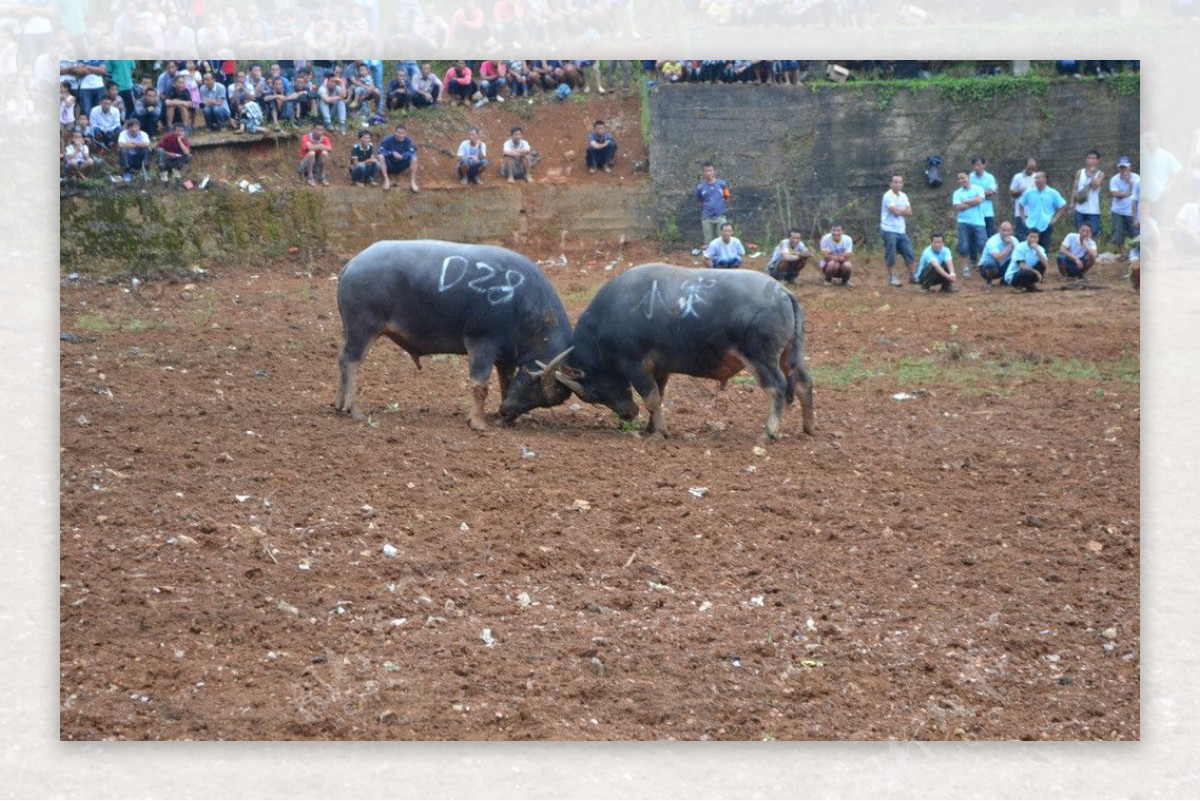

{"left": 526, "top": 60, "right": 556, "bottom": 92}
{"left": 236, "top": 96, "right": 264, "bottom": 133}
{"left": 1004, "top": 230, "right": 1049, "bottom": 292}
{"left": 585, "top": 119, "right": 617, "bottom": 174}
{"left": 228, "top": 71, "right": 253, "bottom": 120}
{"left": 444, "top": 61, "right": 476, "bottom": 105}
{"left": 261, "top": 77, "right": 293, "bottom": 129}
{"left": 292, "top": 72, "right": 319, "bottom": 123}
{"left": 318, "top": 70, "right": 348, "bottom": 135}
{"left": 479, "top": 60, "right": 508, "bottom": 102}
{"left": 117, "top": 118, "right": 151, "bottom": 180}
{"left": 386, "top": 69, "right": 412, "bottom": 111}
{"left": 198, "top": 72, "right": 231, "bottom": 132}
{"left": 411, "top": 63, "right": 442, "bottom": 107}
{"left": 379, "top": 122, "right": 419, "bottom": 192}
{"left": 155, "top": 122, "right": 192, "bottom": 181}
{"left": 63, "top": 130, "right": 95, "bottom": 179}
{"left": 163, "top": 73, "right": 193, "bottom": 131}
{"left": 819, "top": 224, "right": 854, "bottom": 286}
{"left": 1172, "top": 201, "right": 1200, "bottom": 256}
{"left": 978, "top": 221, "right": 1017, "bottom": 287}
{"left": 456, "top": 126, "right": 489, "bottom": 185}
{"left": 1056, "top": 223, "right": 1098, "bottom": 279}
{"left": 918, "top": 232, "right": 957, "bottom": 293}
{"left": 575, "top": 60, "right": 604, "bottom": 94}
{"left": 133, "top": 86, "right": 163, "bottom": 137}
{"left": 349, "top": 130, "right": 379, "bottom": 186}
{"left": 658, "top": 60, "right": 683, "bottom": 83}
{"left": 348, "top": 61, "right": 381, "bottom": 118}
{"left": 298, "top": 122, "right": 333, "bottom": 186}
{"left": 103, "top": 82, "right": 126, "bottom": 121}
{"left": 766, "top": 228, "right": 810, "bottom": 283}
{"left": 705, "top": 222, "right": 746, "bottom": 268}
{"left": 87, "top": 95, "right": 123, "bottom": 151}
{"left": 506, "top": 60, "right": 530, "bottom": 97}
{"left": 156, "top": 60, "right": 180, "bottom": 99}
{"left": 502, "top": 126, "right": 533, "bottom": 183}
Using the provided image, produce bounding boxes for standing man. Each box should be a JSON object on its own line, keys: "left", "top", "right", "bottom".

{"left": 456, "top": 127, "right": 489, "bottom": 185}
{"left": 1068, "top": 149, "right": 1105, "bottom": 240}
{"left": 586, "top": 120, "right": 617, "bottom": 174}
{"left": 704, "top": 222, "right": 746, "bottom": 269}
{"left": 1010, "top": 157, "right": 1039, "bottom": 239}
{"left": 694, "top": 162, "right": 730, "bottom": 246}
{"left": 880, "top": 174, "right": 915, "bottom": 286}
{"left": 978, "top": 220, "right": 1017, "bottom": 287}
{"left": 917, "top": 232, "right": 957, "bottom": 293}
{"left": 1005, "top": 230, "right": 1050, "bottom": 292}
{"left": 1109, "top": 156, "right": 1140, "bottom": 259}
{"left": 819, "top": 223, "right": 854, "bottom": 286}
{"left": 1018, "top": 171, "right": 1067, "bottom": 253}
{"left": 969, "top": 156, "right": 999, "bottom": 237}
{"left": 502, "top": 126, "right": 534, "bottom": 183}
{"left": 952, "top": 170, "right": 987, "bottom": 277}
{"left": 379, "top": 123, "right": 420, "bottom": 192}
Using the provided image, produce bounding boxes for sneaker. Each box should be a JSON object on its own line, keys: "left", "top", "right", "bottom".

{"left": 460, "top": 176, "right": 469, "bottom": 185}
{"left": 306, "top": 176, "right": 315, "bottom": 186}
{"left": 589, "top": 166, "right": 597, "bottom": 174}
{"left": 909, "top": 274, "right": 920, "bottom": 284}
{"left": 508, "top": 175, "right": 515, "bottom": 183}
{"left": 603, "top": 165, "right": 612, "bottom": 173}
{"left": 320, "top": 175, "right": 329, "bottom": 186}
{"left": 889, "top": 275, "right": 902, "bottom": 287}
{"left": 161, "top": 171, "right": 169, "bottom": 183}
{"left": 823, "top": 275, "right": 833, "bottom": 285}
{"left": 842, "top": 278, "right": 853, "bottom": 287}
{"left": 496, "top": 95, "right": 505, "bottom": 103}
{"left": 962, "top": 265, "right": 971, "bottom": 277}
{"left": 122, "top": 172, "right": 132, "bottom": 182}
{"left": 474, "top": 176, "right": 484, "bottom": 185}
{"left": 367, "top": 177, "right": 377, "bottom": 185}
{"left": 525, "top": 175, "right": 533, "bottom": 183}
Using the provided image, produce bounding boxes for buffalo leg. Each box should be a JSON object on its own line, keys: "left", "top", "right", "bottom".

{"left": 336, "top": 330, "right": 379, "bottom": 421}
{"left": 466, "top": 341, "right": 501, "bottom": 431}
{"left": 753, "top": 362, "right": 790, "bottom": 440}
{"left": 796, "top": 364, "right": 816, "bottom": 435}
{"left": 496, "top": 363, "right": 516, "bottom": 402}
{"left": 629, "top": 370, "right": 666, "bottom": 437}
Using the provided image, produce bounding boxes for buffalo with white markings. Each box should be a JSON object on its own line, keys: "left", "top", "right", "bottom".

{"left": 335, "top": 240, "right": 573, "bottom": 430}
{"left": 550, "top": 263, "right": 816, "bottom": 440}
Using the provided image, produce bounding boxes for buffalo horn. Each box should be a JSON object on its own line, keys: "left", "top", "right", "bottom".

{"left": 537, "top": 348, "right": 573, "bottom": 396}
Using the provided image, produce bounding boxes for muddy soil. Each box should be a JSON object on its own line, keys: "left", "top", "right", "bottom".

{"left": 59, "top": 229, "right": 1140, "bottom": 740}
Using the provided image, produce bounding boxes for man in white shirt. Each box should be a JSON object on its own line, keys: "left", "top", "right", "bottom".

{"left": 1056, "top": 223, "right": 1098, "bottom": 280}
{"left": 116, "top": 118, "right": 151, "bottom": 180}
{"left": 1009, "top": 157, "right": 1038, "bottom": 239}
{"left": 1109, "top": 156, "right": 1141, "bottom": 259}
{"left": 880, "top": 174, "right": 914, "bottom": 287}
{"left": 502, "top": 125, "right": 533, "bottom": 183}
{"left": 704, "top": 222, "right": 746, "bottom": 269}
{"left": 1068, "top": 149, "right": 1105, "bottom": 240}
{"left": 819, "top": 224, "right": 854, "bottom": 287}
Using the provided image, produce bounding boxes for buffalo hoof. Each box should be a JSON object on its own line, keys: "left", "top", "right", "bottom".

{"left": 468, "top": 417, "right": 490, "bottom": 432}
{"left": 349, "top": 407, "right": 366, "bottom": 422}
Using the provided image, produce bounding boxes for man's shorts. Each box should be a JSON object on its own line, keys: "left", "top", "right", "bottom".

{"left": 385, "top": 156, "right": 412, "bottom": 175}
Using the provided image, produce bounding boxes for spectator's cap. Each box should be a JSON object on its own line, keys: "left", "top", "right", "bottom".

{"left": 1118, "top": 156, "right": 1131, "bottom": 167}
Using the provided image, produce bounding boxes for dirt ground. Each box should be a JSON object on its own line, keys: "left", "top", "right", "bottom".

{"left": 60, "top": 91, "right": 1140, "bottom": 741}
{"left": 59, "top": 231, "right": 1140, "bottom": 740}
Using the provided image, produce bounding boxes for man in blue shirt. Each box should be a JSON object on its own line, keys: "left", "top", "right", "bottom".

{"left": 969, "top": 156, "right": 999, "bottom": 237}
{"left": 918, "top": 232, "right": 957, "bottom": 293}
{"left": 586, "top": 120, "right": 617, "bottom": 174}
{"left": 704, "top": 223, "right": 746, "bottom": 269}
{"left": 694, "top": 162, "right": 730, "bottom": 246}
{"left": 1005, "top": 230, "right": 1049, "bottom": 292}
{"left": 952, "top": 171, "right": 987, "bottom": 278}
{"left": 380, "top": 123, "right": 420, "bottom": 192}
{"left": 1018, "top": 171, "right": 1067, "bottom": 253}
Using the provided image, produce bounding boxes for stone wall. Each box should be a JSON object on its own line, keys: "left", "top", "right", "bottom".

{"left": 647, "top": 80, "right": 1140, "bottom": 248}
{"left": 60, "top": 182, "right": 656, "bottom": 276}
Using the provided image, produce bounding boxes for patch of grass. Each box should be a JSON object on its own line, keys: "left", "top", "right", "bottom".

{"left": 616, "top": 416, "right": 645, "bottom": 433}
{"left": 74, "top": 312, "right": 165, "bottom": 333}
{"left": 75, "top": 313, "right": 116, "bottom": 332}
{"left": 809, "top": 356, "right": 877, "bottom": 386}
{"left": 730, "top": 374, "right": 757, "bottom": 388}
{"left": 383, "top": 401, "right": 403, "bottom": 414}
{"left": 191, "top": 287, "right": 219, "bottom": 327}
{"left": 563, "top": 286, "right": 600, "bottom": 307}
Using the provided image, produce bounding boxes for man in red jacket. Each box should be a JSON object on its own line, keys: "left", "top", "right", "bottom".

{"left": 299, "top": 122, "right": 333, "bottom": 186}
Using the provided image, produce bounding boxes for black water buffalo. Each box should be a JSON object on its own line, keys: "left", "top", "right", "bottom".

{"left": 551, "top": 263, "right": 816, "bottom": 440}
{"left": 335, "top": 240, "right": 573, "bottom": 430}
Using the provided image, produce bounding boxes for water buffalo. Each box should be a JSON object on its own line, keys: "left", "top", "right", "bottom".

{"left": 335, "top": 240, "right": 573, "bottom": 430}
{"left": 551, "top": 263, "right": 815, "bottom": 440}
